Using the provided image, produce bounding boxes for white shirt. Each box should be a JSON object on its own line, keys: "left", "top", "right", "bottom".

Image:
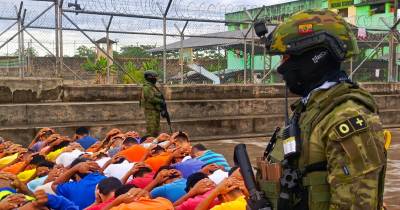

{"left": 103, "top": 160, "right": 135, "bottom": 181}
{"left": 35, "top": 181, "right": 56, "bottom": 195}
{"left": 55, "top": 150, "right": 84, "bottom": 167}
{"left": 96, "top": 157, "right": 111, "bottom": 168}
{"left": 208, "top": 169, "right": 229, "bottom": 184}
{"left": 302, "top": 81, "right": 338, "bottom": 104}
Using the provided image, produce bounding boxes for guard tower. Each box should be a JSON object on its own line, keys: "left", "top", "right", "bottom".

{"left": 95, "top": 37, "right": 116, "bottom": 64}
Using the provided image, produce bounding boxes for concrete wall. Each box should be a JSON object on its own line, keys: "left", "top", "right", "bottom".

{"left": 0, "top": 57, "right": 221, "bottom": 81}
{"left": 0, "top": 78, "right": 399, "bottom": 146}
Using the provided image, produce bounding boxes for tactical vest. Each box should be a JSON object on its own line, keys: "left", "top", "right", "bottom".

{"left": 141, "top": 82, "right": 163, "bottom": 111}
{"left": 259, "top": 82, "right": 385, "bottom": 210}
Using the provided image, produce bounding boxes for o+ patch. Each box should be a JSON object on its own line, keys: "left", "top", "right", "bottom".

{"left": 335, "top": 115, "right": 368, "bottom": 138}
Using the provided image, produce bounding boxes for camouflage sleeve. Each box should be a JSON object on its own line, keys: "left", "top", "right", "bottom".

{"left": 143, "top": 85, "right": 163, "bottom": 106}
{"left": 323, "top": 101, "right": 386, "bottom": 210}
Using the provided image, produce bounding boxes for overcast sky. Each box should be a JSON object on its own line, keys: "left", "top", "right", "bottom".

{"left": 0, "top": 0, "right": 297, "bottom": 56}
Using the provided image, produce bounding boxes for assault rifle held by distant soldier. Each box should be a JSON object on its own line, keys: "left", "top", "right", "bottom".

{"left": 159, "top": 94, "right": 172, "bottom": 133}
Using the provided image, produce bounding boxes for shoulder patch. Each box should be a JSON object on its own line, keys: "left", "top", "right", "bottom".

{"left": 335, "top": 115, "right": 368, "bottom": 138}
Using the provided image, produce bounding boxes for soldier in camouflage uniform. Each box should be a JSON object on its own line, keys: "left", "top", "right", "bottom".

{"left": 141, "top": 70, "right": 163, "bottom": 137}
{"left": 262, "top": 10, "right": 387, "bottom": 210}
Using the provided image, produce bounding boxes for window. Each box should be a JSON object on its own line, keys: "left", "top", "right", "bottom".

{"left": 338, "top": 8, "right": 349, "bottom": 17}
{"left": 370, "top": 3, "right": 386, "bottom": 14}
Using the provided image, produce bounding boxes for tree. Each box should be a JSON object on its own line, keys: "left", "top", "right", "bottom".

{"left": 82, "top": 56, "right": 115, "bottom": 84}
{"left": 142, "top": 58, "right": 161, "bottom": 72}
{"left": 13, "top": 46, "right": 38, "bottom": 57}
{"left": 122, "top": 59, "right": 161, "bottom": 84}
{"left": 122, "top": 61, "right": 144, "bottom": 84}
{"left": 25, "top": 47, "right": 38, "bottom": 57}
{"left": 119, "top": 45, "right": 149, "bottom": 57}
{"left": 75, "top": 45, "right": 95, "bottom": 59}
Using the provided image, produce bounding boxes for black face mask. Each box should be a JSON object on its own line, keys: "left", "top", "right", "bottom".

{"left": 146, "top": 77, "right": 157, "bottom": 84}
{"left": 277, "top": 48, "right": 341, "bottom": 97}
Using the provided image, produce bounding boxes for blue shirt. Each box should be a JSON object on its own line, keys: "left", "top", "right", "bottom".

{"left": 150, "top": 178, "right": 187, "bottom": 202}
{"left": 173, "top": 159, "right": 205, "bottom": 179}
{"left": 76, "top": 136, "right": 97, "bottom": 150}
{"left": 47, "top": 194, "right": 79, "bottom": 210}
{"left": 27, "top": 175, "right": 48, "bottom": 192}
{"left": 196, "top": 150, "right": 231, "bottom": 171}
{"left": 56, "top": 173, "right": 106, "bottom": 209}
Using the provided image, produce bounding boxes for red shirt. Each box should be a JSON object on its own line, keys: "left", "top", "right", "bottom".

{"left": 127, "top": 172, "right": 155, "bottom": 189}
{"left": 86, "top": 198, "right": 114, "bottom": 210}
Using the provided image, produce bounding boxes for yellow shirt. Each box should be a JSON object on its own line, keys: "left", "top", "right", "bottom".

{"left": 17, "top": 168, "right": 37, "bottom": 182}
{"left": 46, "top": 148, "right": 65, "bottom": 162}
{"left": 0, "top": 153, "right": 18, "bottom": 167}
{"left": 210, "top": 196, "right": 247, "bottom": 210}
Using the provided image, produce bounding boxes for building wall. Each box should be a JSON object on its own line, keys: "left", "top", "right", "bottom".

{"left": 225, "top": 0, "right": 398, "bottom": 81}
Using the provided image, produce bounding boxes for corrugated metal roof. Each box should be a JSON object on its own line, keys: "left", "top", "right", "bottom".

{"left": 147, "top": 26, "right": 275, "bottom": 52}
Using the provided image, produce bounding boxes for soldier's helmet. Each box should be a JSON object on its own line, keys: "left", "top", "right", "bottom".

{"left": 144, "top": 70, "right": 158, "bottom": 79}
{"left": 265, "top": 9, "right": 359, "bottom": 61}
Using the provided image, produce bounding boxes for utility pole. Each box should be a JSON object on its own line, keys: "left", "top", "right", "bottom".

{"left": 389, "top": 0, "right": 398, "bottom": 82}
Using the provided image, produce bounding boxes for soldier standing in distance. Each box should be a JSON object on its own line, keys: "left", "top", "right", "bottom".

{"left": 141, "top": 70, "right": 163, "bottom": 137}
{"left": 263, "top": 10, "right": 387, "bottom": 210}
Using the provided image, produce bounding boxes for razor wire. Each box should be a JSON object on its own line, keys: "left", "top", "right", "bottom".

{"left": 63, "top": 0, "right": 256, "bottom": 20}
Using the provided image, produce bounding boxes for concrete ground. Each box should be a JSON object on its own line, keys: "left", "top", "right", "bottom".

{"left": 201, "top": 128, "right": 400, "bottom": 209}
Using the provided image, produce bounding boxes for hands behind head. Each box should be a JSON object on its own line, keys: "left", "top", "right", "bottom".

{"left": 5, "top": 144, "right": 25, "bottom": 155}
{"left": 157, "top": 133, "right": 170, "bottom": 142}
{"left": 213, "top": 169, "right": 248, "bottom": 197}
{"left": 0, "top": 172, "right": 26, "bottom": 193}
{"left": 31, "top": 190, "right": 48, "bottom": 208}
{"left": 129, "top": 162, "right": 151, "bottom": 174}
{"left": 172, "top": 146, "right": 190, "bottom": 159}
{"left": 115, "top": 188, "right": 150, "bottom": 204}
{"left": 0, "top": 193, "right": 27, "bottom": 210}
{"left": 215, "top": 178, "right": 240, "bottom": 195}
{"left": 46, "top": 166, "right": 65, "bottom": 182}
{"left": 63, "top": 142, "right": 84, "bottom": 153}
{"left": 154, "top": 169, "right": 180, "bottom": 184}
{"left": 125, "top": 131, "right": 140, "bottom": 139}
{"left": 110, "top": 154, "right": 125, "bottom": 164}
{"left": 189, "top": 178, "right": 216, "bottom": 196}
{"left": 73, "top": 161, "right": 101, "bottom": 174}
{"left": 214, "top": 169, "right": 247, "bottom": 196}
{"left": 0, "top": 190, "right": 48, "bottom": 210}
{"left": 201, "top": 163, "right": 224, "bottom": 175}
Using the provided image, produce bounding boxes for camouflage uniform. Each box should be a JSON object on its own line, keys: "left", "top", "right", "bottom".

{"left": 269, "top": 83, "right": 387, "bottom": 210}
{"left": 141, "top": 78, "right": 163, "bottom": 137}
{"left": 263, "top": 10, "right": 387, "bottom": 210}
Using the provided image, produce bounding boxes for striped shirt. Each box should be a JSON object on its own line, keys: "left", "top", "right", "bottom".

{"left": 197, "top": 150, "right": 231, "bottom": 171}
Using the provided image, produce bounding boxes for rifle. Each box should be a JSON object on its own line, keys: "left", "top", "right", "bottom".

{"left": 234, "top": 144, "right": 272, "bottom": 210}
{"left": 153, "top": 85, "right": 173, "bottom": 134}
{"left": 160, "top": 94, "right": 173, "bottom": 133}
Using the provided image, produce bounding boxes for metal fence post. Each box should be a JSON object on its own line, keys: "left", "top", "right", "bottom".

{"left": 55, "top": 0, "right": 60, "bottom": 76}
{"left": 243, "top": 38, "right": 247, "bottom": 84}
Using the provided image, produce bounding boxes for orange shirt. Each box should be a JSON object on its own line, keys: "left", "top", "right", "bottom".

{"left": 110, "top": 197, "right": 174, "bottom": 210}
{"left": 1, "top": 161, "right": 25, "bottom": 174}
{"left": 144, "top": 152, "right": 171, "bottom": 172}
{"left": 118, "top": 145, "right": 148, "bottom": 163}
